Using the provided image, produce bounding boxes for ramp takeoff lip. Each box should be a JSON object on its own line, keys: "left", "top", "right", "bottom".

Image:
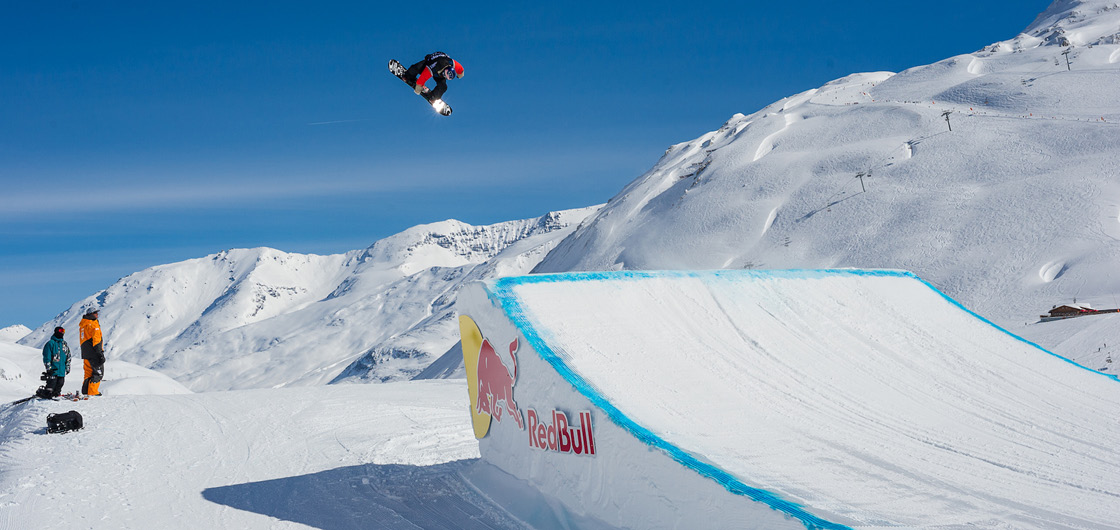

{"left": 468, "top": 268, "right": 1120, "bottom": 529}
{"left": 487, "top": 270, "right": 859, "bottom": 530}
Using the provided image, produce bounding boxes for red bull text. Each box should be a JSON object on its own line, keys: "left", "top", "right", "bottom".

{"left": 527, "top": 409, "right": 596, "bottom": 456}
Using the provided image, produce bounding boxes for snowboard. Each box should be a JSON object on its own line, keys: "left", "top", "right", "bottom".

{"left": 5, "top": 391, "right": 85, "bottom": 406}
{"left": 388, "top": 59, "right": 452, "bottom": 116}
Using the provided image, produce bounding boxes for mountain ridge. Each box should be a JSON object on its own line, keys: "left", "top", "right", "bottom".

{"left": 20, "top": 207, "right": 597, "bottom": 391}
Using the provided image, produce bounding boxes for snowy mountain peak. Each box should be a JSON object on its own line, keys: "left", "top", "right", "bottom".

{"left": 359, "top": 213, "right": 581, "bottom": 276}
{"left": 0, "top": 325, "right": 31, "bottom": 343}
{"left": 1023, "top": 0, "right": 1120, "bottom": 47}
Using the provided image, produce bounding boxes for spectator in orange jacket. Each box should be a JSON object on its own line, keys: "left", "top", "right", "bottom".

{"left": 79, "top": 308, "right": 105, "bottom": 396}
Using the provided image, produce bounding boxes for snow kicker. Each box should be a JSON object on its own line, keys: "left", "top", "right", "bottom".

{"left": 457, "top": 269, "right": 1120, "bottom": 530}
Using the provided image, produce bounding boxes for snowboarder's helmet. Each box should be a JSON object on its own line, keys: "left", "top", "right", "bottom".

{"left": 54, "top": 326, "right": 65, "bottom": 335}
{"left": 451, "top": 60, "right": 464, "bottom": 79}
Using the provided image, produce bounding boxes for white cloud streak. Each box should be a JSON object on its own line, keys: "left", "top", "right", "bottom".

{"left": 0, "top": 146, "right": 648, "bottom": 218}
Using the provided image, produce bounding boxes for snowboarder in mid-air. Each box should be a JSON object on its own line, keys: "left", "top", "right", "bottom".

{"left": 401, "top": 51, "right": 464, "bottom": 100}
{"left": 388, "top": 51, "right": 464, "bottom": 116}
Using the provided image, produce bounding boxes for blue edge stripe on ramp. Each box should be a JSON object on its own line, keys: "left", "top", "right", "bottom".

{"left": 486, "top": 269, "right": 1120, "bottom": 530}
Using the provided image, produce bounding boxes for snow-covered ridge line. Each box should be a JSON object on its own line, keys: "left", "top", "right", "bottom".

{"left": 20, "top": 207, "right": 598, "bottom": 392}
{"left": 1023, "top": 0, "right": 1120, "bottom": 46}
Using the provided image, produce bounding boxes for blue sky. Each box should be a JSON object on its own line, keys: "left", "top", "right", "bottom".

{"left": 1, "top": 1, "right": 1046, "bottom": 327}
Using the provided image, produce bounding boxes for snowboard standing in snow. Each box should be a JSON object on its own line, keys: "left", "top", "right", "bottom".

{"left": 389, "top": 59, "right": 453, "bottom": 116}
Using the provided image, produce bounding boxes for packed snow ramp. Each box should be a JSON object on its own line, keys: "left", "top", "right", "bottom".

{"left": 457, "top": 269, "right": 1120, "bottom": 529}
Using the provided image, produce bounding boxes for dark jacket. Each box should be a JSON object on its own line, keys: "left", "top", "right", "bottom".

{"left": 406, "top": 52, "right": 455, "bottom": 100}
{"left": 43, "top": 334, "right": 71, "bottom": 377}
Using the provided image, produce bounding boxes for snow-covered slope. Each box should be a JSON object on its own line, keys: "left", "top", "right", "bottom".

{"left": 0, "top": 326, "right": 29, "bottom": 344}
{"left": 1026, "top": 0, "right": 1120, "bottom": 46}
{"left": 1017, "top": 311, "right": 1120, "bottom": 374}
{"left": 0, "top": 341, "right": 189, "bottom": 402}
{"left": 0, "top": 382, "right": 484, "bottom": 529}
{"left": 331, "top": 211, "right": 590, "bottom": 385}
{"left": 19, "top": 208, "right": 597, "bottom": 392}
{"left": 0, "top": 343, "right": 38, "bottom": 400}
{"left": 534, "top": 0, "right": 1120, "bottom": 358}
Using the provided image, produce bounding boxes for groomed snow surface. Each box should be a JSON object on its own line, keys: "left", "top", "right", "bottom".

{"left": 481, "top": 270, "right": 1120, "bottom": 529}
{"left": 0, "top": 379, "right": 522, "bottom": 529}
{"left": 0, "top": 341, "right": 601, "bottom": 529}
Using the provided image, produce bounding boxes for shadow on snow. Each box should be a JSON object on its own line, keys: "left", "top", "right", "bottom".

{"left": 202, "top": 459, "right": 617, "bottom": 530}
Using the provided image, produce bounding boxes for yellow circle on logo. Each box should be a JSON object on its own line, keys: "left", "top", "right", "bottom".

{"left": 460, "top": 315, "right": 493, "bottom": 439}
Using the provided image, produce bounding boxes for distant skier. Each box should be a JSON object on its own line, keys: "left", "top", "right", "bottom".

{"left": 80, "top": 308, "right": 105, "bottom": 396}
{"left": 40, "top": 326, "right": 70, "bottom": 398}
{"left": 400, "top": 51, "right": 465, "bottom": 102}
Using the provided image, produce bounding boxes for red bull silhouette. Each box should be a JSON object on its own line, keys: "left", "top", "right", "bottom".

{"left": 476, "top": 337, "right": 524, "bottom": 430}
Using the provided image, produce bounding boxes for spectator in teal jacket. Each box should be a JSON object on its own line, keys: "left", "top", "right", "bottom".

{"left": 41, "top": 326, "right": 70, "bottom": 398}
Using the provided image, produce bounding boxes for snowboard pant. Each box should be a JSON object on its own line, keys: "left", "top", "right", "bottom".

{"left": 403, "top": 61, "right": 448, "bottom": 100}
{"left": 41, "top": 375, "right": 65, "bottom": 398}
{"left": 403, "top": 61, "right": 425, "bottom": 86}
{"left": 82, "top": 359, "right": 103, "bottom": 396}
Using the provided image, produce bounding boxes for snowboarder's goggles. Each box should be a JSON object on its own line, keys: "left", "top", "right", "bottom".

{"left": 443, "top": 66, "right": 457, "bottom": 79}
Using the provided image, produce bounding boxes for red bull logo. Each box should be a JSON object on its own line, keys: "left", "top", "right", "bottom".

{"left": 461, "top": 314, "right": 597, "bottom": 456}
{"left": 461, "top": 315, "right": 523, "bottom": 439}
{"left": 476, "top": 336, "right": 524, "bottom": 430}
{"left": 527, "top": 409, "right": 596, "bottom": 456}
